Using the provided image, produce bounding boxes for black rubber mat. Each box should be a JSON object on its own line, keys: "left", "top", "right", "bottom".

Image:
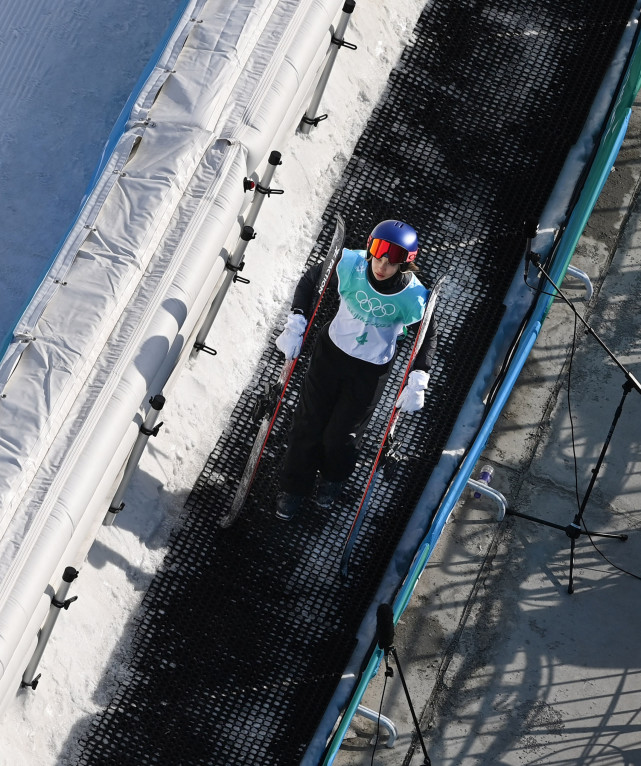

{"left": 74, "top": 1, "right": 637, "bottom": 764}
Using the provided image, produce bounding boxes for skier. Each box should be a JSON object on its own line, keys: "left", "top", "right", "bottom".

{"left": 274, "top": 219, "right": 437, "bottom": 520}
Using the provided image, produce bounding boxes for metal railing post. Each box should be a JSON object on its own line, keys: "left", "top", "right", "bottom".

{"left": 564, "top": 264, "right": 594, "bottom": 301}
{"left": 299, "top": 1, "right": 357, "bottom": 134}
{"left": 244, "top": 150, "right": 283, "bottom": 229}
{"left": 103, "top": 394, "right": 166, "bottom": 526}
{"left": 191, "top": 225, "right": 256, "bottom": 357}
{"left": 192, "top": 151, "right": 284, "bottom": 357}
{"left": 466, "top": 478, "right": 508, "bottom": 521}
{"left": 355, "top": 704, "right": 398, "bottom": 747}
{"left": 21, "top": 567, "right": 79, "bottom": 690}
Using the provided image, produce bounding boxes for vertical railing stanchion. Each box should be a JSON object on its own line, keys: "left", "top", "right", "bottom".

{"left": 244, "top": 150, "right": 283, "bottom": 228}
{"left": 103, "top": 394, "right": 166, "bottom": 526}
{"left": 21, "top": 567, "right": 79, "bottom": 690}
{"left": 299, "top": 0, "right": 357, "bottom": 135}
{"left": 192, "top": 151, "right": 284, "bottom": 357}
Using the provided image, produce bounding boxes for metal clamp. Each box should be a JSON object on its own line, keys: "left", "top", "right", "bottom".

{"left": 192, "top": 342, "right": 217, "bottom": 356}
{"left": 300, "top": 113, "right": 329, "bottom": 127}
{"left": 226, "top": 260, "right": 251, "bottom": 284}
{"left": 331, "top": 34, "right": 357, "bottom": 50}
{"left": 52, "top": 595, "right": 78, "bottom": 610}
{"left": 255, "top": 183, "right": 284, "bottom": 197}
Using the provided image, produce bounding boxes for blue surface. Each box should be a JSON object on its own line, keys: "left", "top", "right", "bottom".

{"left": 0, "top": 0, "right": 190, "bottom": 358}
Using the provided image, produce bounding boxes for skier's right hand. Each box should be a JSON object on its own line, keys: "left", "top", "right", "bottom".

{"left": 275, "top": 312, "right": 307, "bottom": 359}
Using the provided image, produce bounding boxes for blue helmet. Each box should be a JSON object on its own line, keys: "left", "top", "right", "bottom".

{"left": 367, "top": 220, "right": 419, "bottom": 264}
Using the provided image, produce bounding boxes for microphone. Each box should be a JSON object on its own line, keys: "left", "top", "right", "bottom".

{"left": 376, "top": 603, "right": 395, "bottom": 655}
{"left": 523, "top": 217, "right": 539, "bottom": 280}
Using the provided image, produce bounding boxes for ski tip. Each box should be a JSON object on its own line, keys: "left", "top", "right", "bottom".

{"left": 218, "top": 514, "right": 234, "bottom": 529}
{"left": 339, "top": 559, "right": 349, "bottom": 581}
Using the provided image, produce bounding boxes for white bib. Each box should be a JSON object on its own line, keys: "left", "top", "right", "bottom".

{"left": 329, "top": 249, "right": 427, "bottom": 364}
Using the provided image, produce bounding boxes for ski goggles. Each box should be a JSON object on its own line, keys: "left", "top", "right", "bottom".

{"left": 368, "top": 237, "right": 417, "bottom": 264}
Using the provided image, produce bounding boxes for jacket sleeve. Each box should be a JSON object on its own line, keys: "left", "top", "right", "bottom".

{"left": 411, "top": 314, "right": 438, "bottom": 373}
{"left": 291, "top": 262, "right": 338, "bottom": 320}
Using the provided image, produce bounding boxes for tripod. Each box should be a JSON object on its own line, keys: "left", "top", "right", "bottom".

{"left": 507, "top": 230, "right": 637, "bottom": 593}
{"left": 376, "top": 604, "right": 432, "bottom": 765}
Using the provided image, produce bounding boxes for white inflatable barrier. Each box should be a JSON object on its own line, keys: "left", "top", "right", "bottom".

{"left": 0, "top": 0, "right": 350, "bottom": 716}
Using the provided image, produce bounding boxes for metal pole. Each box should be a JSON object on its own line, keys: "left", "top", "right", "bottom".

{"left": 564, "top": 264, "right": 593, "bottom": 301}
{"left": 21, "top": 567, "right": 79, "bottom": 690}
{"left": 192, "top": 151, "right": 284, "bottom": 357}
{"left": 466, "top": 478, "right": 508, "bottom": 520}
{"left": 299, "top": 1, "right": 357, "bottom": 135}
{"left": 355, "top": 704, "right": 398, "bottom": 747}
{"left": 103, "top": 394, "right": 165, "bottom": 526}
{"left": 244, "top": 150, "right": 283, "bottom": 229}
{"left": 192, "top": 225, "right": 256, "bottom": 357}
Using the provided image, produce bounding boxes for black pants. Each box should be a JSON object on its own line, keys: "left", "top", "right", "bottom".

{"left": 280, "top": 325, "right": 392, "bottom": 496}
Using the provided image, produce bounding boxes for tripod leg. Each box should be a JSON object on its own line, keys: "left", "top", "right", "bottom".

{"left": 568, "top": 535, "right": 576, "bottom": 595}
{"left": 566, "top": 382, "right": 632, "bottom": 593}
{"left": 581, "top": 530, "right": 628, "bottom": 541}
{"left": 391, "top": 647, "right": 431, "bottom": 765}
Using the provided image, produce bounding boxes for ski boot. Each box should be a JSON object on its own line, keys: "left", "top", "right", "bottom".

{"left": 276, "top": 492, "right": 304, "bottom": 521}
{"left": 315, "top": 479, "right": 344, "bottom": 509}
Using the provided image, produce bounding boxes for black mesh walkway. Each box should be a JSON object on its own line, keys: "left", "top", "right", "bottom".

{"left": 74, "top": 1, "right": 637, "bottom": 764}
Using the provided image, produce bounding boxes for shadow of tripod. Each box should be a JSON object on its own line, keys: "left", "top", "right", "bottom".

{"left": 506, "top": 226, "right": 636, "bottom": 594}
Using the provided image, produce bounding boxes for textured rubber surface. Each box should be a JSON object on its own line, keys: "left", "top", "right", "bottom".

{"left": 75, "top": 2, "right": 636, "bottom": 764}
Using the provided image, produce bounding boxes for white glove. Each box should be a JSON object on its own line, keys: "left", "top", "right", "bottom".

{"left": 275, "top": 312, "right": 307, "bottom": 359}
{"left": 396, "top": 370, "right": 430, "bottom": 413}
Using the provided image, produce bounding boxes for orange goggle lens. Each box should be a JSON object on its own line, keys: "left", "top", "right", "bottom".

{"left": 368, "top": 238, "right": 417, "bottom": 264}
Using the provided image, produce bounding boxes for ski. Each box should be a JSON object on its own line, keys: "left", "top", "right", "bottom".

{"left": 219, "top": 214, "right": 345, "bottom": 528}
{"left": 339, "top": 274, "right": 445, "bottom": 579}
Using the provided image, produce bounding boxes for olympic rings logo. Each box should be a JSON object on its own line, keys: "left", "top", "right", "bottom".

{"left": 355, "top": 291, "right": 395, "bottom": 317}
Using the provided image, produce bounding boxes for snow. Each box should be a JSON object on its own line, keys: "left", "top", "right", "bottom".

{"left": 0, "top": 1, "right": 428, "bottom": 763}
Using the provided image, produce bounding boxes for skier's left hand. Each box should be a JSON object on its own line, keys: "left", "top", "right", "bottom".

{"left": 396, "top": 370, "right": 430, "bottom": 413}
